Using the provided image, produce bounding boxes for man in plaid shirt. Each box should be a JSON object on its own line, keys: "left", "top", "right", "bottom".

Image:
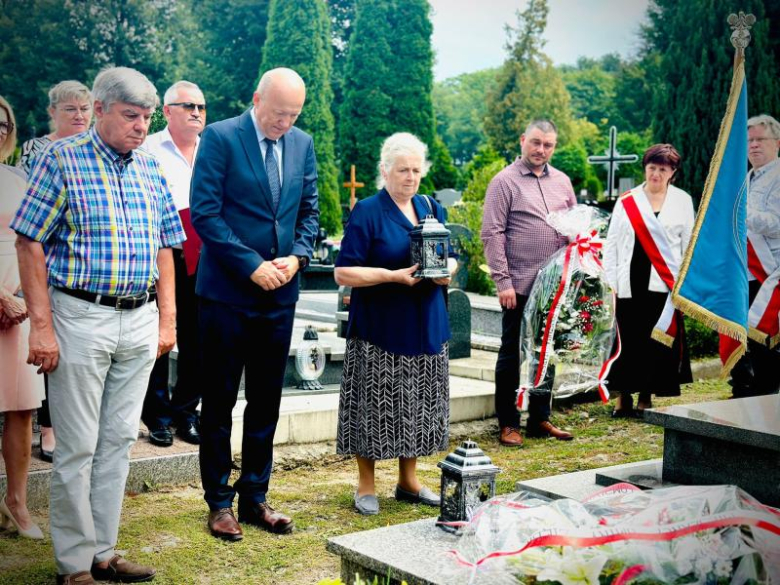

{"left": 481, "top": 119, "right": 576, "bottom": 447}
{"left": 13, "top": 67, "right": 185, "bottom": 585}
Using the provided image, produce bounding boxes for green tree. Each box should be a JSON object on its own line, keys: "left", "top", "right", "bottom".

{"left": 433, "top": 68, "right": 498, "bottom": 165}
{"left": 645, "top": 0, "right": 780, "bottom": 198}
{"left": 562, "top": 66, "right": 616, "bottom": 128}
{"left": 484, "top": 0, "right": 573, "bottom": 159}
{"left": 339, "top": 0, "right": 436, "bottom": 198}
{"left": 179, "top": 0, "right": 269, "bottom": 124}
{"left": 261, "top": 0, "right": 340, "bottom": 234}
{"left": 427, "top": 135, "right": 460, "bottom": 190}
{"left": 0, "top": 0, "right": 89, "bottom": 138}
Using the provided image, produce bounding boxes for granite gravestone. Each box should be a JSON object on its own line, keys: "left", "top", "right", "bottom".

{"left": 447, "top": 289, "right": 471, "bottom": 359}
{"left": 597, "top": 395, "right": 780, "bottom": 506}
{"left": 446, "top": 223, "right": 470, "bottom": 291}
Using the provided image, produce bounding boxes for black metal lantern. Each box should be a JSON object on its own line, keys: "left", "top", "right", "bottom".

{"left": 294, "top": 326, "right": 326, "bottom": 391}
{"left": 409, "top": 214, "right": 450, "bottom": 279}
{"left": 437, "top": 440, "right": 500, "bottom": 532}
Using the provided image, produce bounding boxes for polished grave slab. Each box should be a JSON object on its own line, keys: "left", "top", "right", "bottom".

{"left": 598, "top": 395, "right": 780, "bottom": 506}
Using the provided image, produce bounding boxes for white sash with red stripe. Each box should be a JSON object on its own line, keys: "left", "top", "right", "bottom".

{"left": 620, "top": 188, "right": 680, "bottom": 347}
{"left": 747, "top": 230, "right": 780, "bottom": 348}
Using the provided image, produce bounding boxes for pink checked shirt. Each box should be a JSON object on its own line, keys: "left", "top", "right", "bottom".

{"left": 481, "top": 158, "right": 576, "bottom": 295}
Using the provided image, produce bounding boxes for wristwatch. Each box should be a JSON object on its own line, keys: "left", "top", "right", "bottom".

{"left": 295, "top": 255, "right": 310, "bottom": 271}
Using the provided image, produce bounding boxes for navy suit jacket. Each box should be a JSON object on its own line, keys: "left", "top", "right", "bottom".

{"left": 190, "top": 110, "right": 319, "bottom": 308}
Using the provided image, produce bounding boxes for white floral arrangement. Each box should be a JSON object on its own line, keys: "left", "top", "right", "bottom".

{"left": 439, "top": 484, "right": 780, "bottom": 585}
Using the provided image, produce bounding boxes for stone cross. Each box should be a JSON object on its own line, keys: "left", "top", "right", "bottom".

{"left": 343, "top": 164, "right": 364, "bottom": 210}
{"left": 587, "top": 126, "right": 638, "bottom": 199}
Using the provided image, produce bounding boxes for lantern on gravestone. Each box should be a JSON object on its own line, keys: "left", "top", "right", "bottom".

{"left": 294, "top": 326, "right": 326, "bottom": 391}
{"left": 409, "top": 213, "right": 450, "bottom": 279}
{"left": 437, "top": 440, "right": 500, "bottom": 533}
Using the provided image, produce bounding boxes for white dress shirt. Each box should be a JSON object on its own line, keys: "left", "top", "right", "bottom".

{"left": 143, "top": 126, "right": 199, "bottom": 212}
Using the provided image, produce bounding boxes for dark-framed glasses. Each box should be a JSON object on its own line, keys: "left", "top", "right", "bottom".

{"left": 0, "top": 121, "right": 14, "bottom": 135}
{"left": 168, "top": 102, "right": 206, "bottom": 113}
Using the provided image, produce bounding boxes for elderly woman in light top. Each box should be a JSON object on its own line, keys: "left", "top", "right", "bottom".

{"left": 17, "top": 80, "right": 92, "bottom": 175}
{"left": 16, "top": 80, "right": 91, "bottom": 462}
{"left": 603, "top": 143, "right": 694, "bottom": 418}
{"left": 335, "top": 132, "right": 457, "bottom": 516}
{"left": 0, "top": 95, "right": 45, "bottom": 539}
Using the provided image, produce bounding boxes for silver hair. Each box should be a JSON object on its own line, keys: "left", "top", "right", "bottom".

{"left": 256, "top": 67, "right": 305, "bottom": 97}
{"left": 376, "top": 132, "right": 431, "bottom": 189}
{"left": 92, "top": 66, "right": 159, "bottom": 111}
{"left": 748, "top": 114, "right": 780, "bottom": 140}
{"left": 163, "top": 80, "right": 203, "bottom": 105}
{"left": 524, "top": 119, "right": 558, "bottom": 136}
{"left": 48, "top": 80, "right": 92, "bottom": 108}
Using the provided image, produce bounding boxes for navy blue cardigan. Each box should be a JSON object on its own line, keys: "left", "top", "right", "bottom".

{"left": 336, "top": 189, "right": 452, "bottom": 356}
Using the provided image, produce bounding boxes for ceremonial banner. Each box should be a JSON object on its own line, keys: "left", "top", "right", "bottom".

{"left": 672, "top": 62, "right": 749, "bottom": 375}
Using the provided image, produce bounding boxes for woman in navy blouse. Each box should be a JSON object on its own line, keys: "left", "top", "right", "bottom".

{"left": 335, "top": 132, "right": 457, "bottom": 516}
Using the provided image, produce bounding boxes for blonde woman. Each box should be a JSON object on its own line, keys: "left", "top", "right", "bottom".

{"left": 0, "top": 95, "right": 45, "bottom": 539}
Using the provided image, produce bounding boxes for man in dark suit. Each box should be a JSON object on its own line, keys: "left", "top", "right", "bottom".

{"left": 190, "top": 67, "right": 319, "bottom": 542}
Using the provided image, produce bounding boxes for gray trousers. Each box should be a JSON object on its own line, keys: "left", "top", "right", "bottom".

{"left": 47, "top": 288, "right": 158, "bottom": 574}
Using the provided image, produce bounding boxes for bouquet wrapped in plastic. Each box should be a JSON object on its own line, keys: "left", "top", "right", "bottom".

{"left": 439, "top": 484, "right": 780, "bottom": 585}
{"left": 518, "top": 205, "right": 617, "bottom": 406}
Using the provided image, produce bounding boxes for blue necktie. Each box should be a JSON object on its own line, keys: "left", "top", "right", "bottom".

{"left": 264, "top": 138, "right": 281, "bottom": 211}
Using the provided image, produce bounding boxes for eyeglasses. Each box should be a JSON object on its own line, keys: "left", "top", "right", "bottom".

{"left": 748, "top": 137, "right": 775, "bottom": 144}
{"left": 168, "top": 102, "right": 206, "bottom": 113}
{"left": 0, "top": 121, "right": 14, "bottom": 136}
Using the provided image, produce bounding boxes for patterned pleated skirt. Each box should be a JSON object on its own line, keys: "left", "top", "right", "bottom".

{"left": 336, "top": 338, "right": 450, "bottom": 460}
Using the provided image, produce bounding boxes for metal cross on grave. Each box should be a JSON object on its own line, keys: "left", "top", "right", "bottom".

{"left": 343, "top": 164, "right": 365, "bottom": 210}
{"left": 587, "top": 125, "right": 639, "bottom": 199}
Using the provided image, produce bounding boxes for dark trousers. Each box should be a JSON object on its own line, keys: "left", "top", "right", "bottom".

{"left": 142, "top": 249, "right": 200, "bottom": 429}
{"left": 38, "top": 375, "right": 52, "bottom": 427}
{"left": 198, "top": 297, "right": 295, "bottom": 511}
{"left": 495, "top": 293, "right": 552, "bottom": 429}
{"left": 730, "top": 280, "right": 780, "bottom": 398}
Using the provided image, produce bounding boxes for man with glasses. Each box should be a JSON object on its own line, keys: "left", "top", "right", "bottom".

{"left": 481, "top": 119, "right": 576, "bottom": 447}
{"left": 141, "top": 80, "right": 206, "bottom": 448}
{"left": 730, "top": 114, "right": 780, "bottom": 398}
{"left": 13, "top": 66, "right": 185, "bottom": 585}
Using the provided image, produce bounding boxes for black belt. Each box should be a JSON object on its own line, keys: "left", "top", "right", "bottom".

{"left": 56, "top": 287, "right": 157, "bottom": 310}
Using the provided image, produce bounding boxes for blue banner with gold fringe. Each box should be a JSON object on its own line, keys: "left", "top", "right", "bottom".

{"left": 672, "top": 62, "right": 749, "bottom": 375}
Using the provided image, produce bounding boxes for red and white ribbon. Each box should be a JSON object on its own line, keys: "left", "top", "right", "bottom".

{"left": 747, "top": 233, "right": 780, "bottom": 348}
{"left": 620, "top": 191, "right": 681, "bottom": 347}
{"left": 518, "top": 230, "right": 615, "bottom": 407}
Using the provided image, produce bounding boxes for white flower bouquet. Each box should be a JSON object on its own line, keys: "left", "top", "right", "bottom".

{"left": 439, "top": 484, "right": 780, "bottom": 585}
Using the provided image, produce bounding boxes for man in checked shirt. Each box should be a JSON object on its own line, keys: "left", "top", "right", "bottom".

{"left": 481, "top": 119, "right": 576, "bottom": 447}
{"left": 13, "top": 67, "right": 185, "bottom": 585}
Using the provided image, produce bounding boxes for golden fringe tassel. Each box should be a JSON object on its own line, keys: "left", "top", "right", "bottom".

{"left": 673, "top": 296, "right": 747, "bottom": 378}
{"left": 651, "top": 328, "right": 675, "bottom": 348}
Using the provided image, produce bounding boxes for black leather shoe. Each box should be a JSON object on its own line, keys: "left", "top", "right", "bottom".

{"left": 176, "top": 421, "right": 200, "bottom": 445}
{"left": 148, "top": 426, "right": 173, "bottom": 447}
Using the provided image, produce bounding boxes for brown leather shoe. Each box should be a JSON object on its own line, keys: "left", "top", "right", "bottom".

{"left": 499, "top": 426, "right": 523, "bottom": 447}
{"left": 527, "top": 420, "right": 574, "bottom": 441}
{"left": 57, "top": 572, "right": 95, "bottom": 585}
{"left": 208, "top": 507, "right": 243, "bottom": 541}
{"left": 238, "top": 502, "right": 294, "bottom": 534}
{"left": 90, "top": 555, "right": 156, "bottom": 582}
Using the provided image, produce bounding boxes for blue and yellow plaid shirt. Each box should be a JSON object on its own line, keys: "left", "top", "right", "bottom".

{"left": 11, "top": 127, "right": 186, "bottom": 296}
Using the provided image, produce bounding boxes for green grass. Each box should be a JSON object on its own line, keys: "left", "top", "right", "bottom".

{"left": 0, "top": 380, "right": 732, "bottom": 584}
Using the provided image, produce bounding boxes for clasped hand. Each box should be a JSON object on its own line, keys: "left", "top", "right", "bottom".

{"left": 251, "top": 257, "right": 300, "bottom": 291}
{"left": 0, "top": 294, "right": 28, "bottom": 330}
